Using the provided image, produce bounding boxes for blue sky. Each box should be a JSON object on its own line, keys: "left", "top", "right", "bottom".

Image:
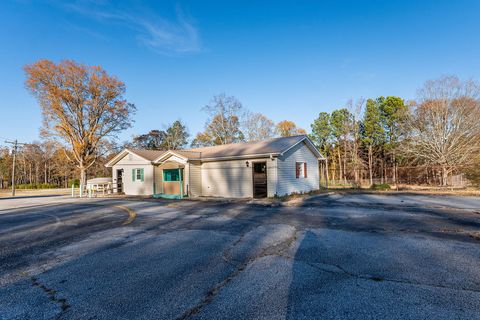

{"left": 1, "top": 0, "right": 479, "bottom": 143}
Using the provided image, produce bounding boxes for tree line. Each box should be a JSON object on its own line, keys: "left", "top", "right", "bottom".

{"left": 0, "top": 142, "right": 109, "bottom": 189}
{"left": 309, "top": 77, "right": 480, "bottom": 187}
{"left": 1, "top": 60, "right": 479, "bottom": 189}
{"left": 130, "top": 77, "right": 480, "bottom": 188}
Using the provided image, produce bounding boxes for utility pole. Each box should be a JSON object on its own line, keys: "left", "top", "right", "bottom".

{"left": 5, "top": 140, "right": 26, "bottom": 197}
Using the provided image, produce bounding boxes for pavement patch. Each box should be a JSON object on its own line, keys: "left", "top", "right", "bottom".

{"left": 31, "top": 276, "right": 70, "bottom": 318}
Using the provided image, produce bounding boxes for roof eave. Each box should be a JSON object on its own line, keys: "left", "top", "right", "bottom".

{"left": 105, "top": 148, "right": 154, "bottom": 167}
{"left": 105, "top": 149, "right": 129, "bottom": 168}
{"left": 152, "top": 150, "right": 189, "bottom": 163}
{"left": 279, "top": 136, "right": 325, "bottom": 160}
{"left": 199, "top": 153, "right": 280, "bottom": 162}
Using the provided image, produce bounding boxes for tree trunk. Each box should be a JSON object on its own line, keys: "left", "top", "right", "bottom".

{"left": 331, "top": 156, "right": 336, "bottom": 182}
{"left": 392, "top": 151, "right": 397, "bottom": 185}
{"left": 368, "top": 145, "right": 373, "bottom": 186}
{"left": 442, "top": 166, "right": 448, "bottom": 186}
{"left": 325, "top": 157, "right": 329, "bottom": 188}
{"left": 380, "top": 160, "right": 384, "bottom": 184}
{"left": 343, "top": 140, "right": 348, "bottom": 185}
{"left": 337, "top": 147, "right": 343, "bottom": 183}
{"left": 80, "top": 168, "right": 87, "bottom": 186}
{"left": 80, "top": 166, "right": 87, "bottom": 197}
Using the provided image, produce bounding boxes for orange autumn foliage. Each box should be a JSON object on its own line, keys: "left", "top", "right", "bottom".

{"left": 276, "top": 120, "right": 306, "bottom": 137}
{"left": 24, "top": 59, "right": 136, "bottom": 186}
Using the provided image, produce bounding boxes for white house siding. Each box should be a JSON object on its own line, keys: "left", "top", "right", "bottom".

{"left": 188, "top": 161, "right": 202, "bottom": 197}
{"left": 154, "top": 166, "right": 163, "bottom": 194}
{"left": 112, "top": 153, "right": 154, "bottom": 195}
{"left": 201, "top": 158, "right": 277, "bottom": 198}
{"left": 276, "top": 142, "right": 319, "bottom": 196}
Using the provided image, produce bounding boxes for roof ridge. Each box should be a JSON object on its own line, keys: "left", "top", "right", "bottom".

{"left": 184, "top": 134, "right": 307, "bottom": 152}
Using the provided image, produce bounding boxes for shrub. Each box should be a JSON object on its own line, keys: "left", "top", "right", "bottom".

{"left": 370, "top": 183, "right": 391, "bottom": 191}
{"left": 465, "top": 167, "right": 480, "bottom": 187}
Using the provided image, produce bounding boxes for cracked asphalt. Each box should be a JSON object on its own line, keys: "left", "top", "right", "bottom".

{"left": 0, "top": 193, "right": 479, "bottom": 319}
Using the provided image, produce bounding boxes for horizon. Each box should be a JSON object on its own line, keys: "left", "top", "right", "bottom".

{"left": 1, "top": 0, "right": 479, "bottom": 144}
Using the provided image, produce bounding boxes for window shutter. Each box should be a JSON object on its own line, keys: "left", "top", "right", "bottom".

{"left": 304, "top": 163, "right": 307, "bottom": 178}
{"left": 132, "top": 169, "right": 135, "bottom": 181}
{"left": 140, "top": 169, "right": 144, "bottom": 182}
{"left": 295, "top": 162, "right": 300, "bottom": 179}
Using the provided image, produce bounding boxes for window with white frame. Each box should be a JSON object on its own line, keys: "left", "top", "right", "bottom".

{"left": 295, "top": 162, "right": 307, "bottom": 178}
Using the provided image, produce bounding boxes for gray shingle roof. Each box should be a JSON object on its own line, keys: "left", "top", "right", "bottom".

{"left": 185, "top": 135, "right": 307, "bottom": 159}
{"left": 121, "top": 135, "right": 319, "bottom": 164}
{"left": 129, "top": 149, "right": 166, "bottom": 161}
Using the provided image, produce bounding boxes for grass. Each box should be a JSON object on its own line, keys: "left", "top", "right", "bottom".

{"left": 0, "top": 188, "right": 71, "bottom": 198}
{"left": 267, "top": 185, "right": 480, "bottom": 203}
{"left": 370, "top": 183, "right": 391, "bottom": 191}
{"left": 16, "top": 183, "right": 59, "bottom": 189}
{"left": 270, "top": 188, "right": 330, "bottom": 202}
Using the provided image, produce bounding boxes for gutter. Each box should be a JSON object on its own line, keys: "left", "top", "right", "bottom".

{"left": 199, "top": 153, "right": 280, "bottom": 162}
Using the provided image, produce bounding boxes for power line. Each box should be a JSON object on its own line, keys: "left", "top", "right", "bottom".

{"left": 0, "top": 136, "right": 13, "bottom": 143}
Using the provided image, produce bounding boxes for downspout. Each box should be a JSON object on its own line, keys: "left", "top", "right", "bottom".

{"left": 179, "top": 168, "right": 183, "bottom": 198}
{"left": 270, "top": 153, "right": 278, "bottom": 197}
{"left": 152, "top": 164, "right": 156, "bottom": 195}
{"left": 187, "top": 161, "right": 190, "bottom": 197}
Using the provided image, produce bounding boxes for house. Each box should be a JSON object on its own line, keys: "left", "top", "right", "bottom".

{"left": 105, "top": 135, "right": 324, "bottom": 198}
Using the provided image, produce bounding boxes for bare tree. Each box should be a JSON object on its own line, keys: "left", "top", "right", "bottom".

{"left": 40, "top": 141, "right": 56, "bottom": 184}
{"left": 361, "top": 98, "right": 385, "bottom": 186}
{"left": 403, "top": 76, "right": 480, "bottom": 186}
{"left": 192, "top": 94, "right": 244, "bottom": 146}
{"left": 243, "top": 112, "right": 276, "bottom": 142}
{"left": 347, "top": 98, "right": 365, "bottom": 185}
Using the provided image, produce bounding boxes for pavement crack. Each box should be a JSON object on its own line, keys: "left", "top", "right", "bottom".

{"left": 221, "top": 226, "right": 256, "bottom": 266}
{"left": 31, "top": 276, "right": 70, "bottom": 319}
{"left": 304, "top": 261, "right": 480, "bottom": 293}
{"left": 177, "top": 229, "right": 298, "bottom": 320}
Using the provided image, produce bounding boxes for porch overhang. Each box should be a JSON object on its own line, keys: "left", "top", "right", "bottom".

{"left": 156, "top": 161, "right": 185, "bottom": 169}
{"left": 153, "top": 160, "right": 186, "bottom": 200}
{"left": 152, "top": 150, "right": 189, "bottom": 164}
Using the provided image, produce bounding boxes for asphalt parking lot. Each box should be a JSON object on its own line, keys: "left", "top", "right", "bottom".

{"left": 1, "top": 193, "right": 479, "bottom": 319}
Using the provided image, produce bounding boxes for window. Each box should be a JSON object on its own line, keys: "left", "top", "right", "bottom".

{"left": 253, "top": 162, "right": 266, "bottom": 174}
{"left": 132, "top": 168, "right": 144, "bottom": 182}
{"left": 295, "top": 162, "right": 307, "bottom": 178}
{"left": 163, "top": 169, "right": 180, "bottom": 182}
